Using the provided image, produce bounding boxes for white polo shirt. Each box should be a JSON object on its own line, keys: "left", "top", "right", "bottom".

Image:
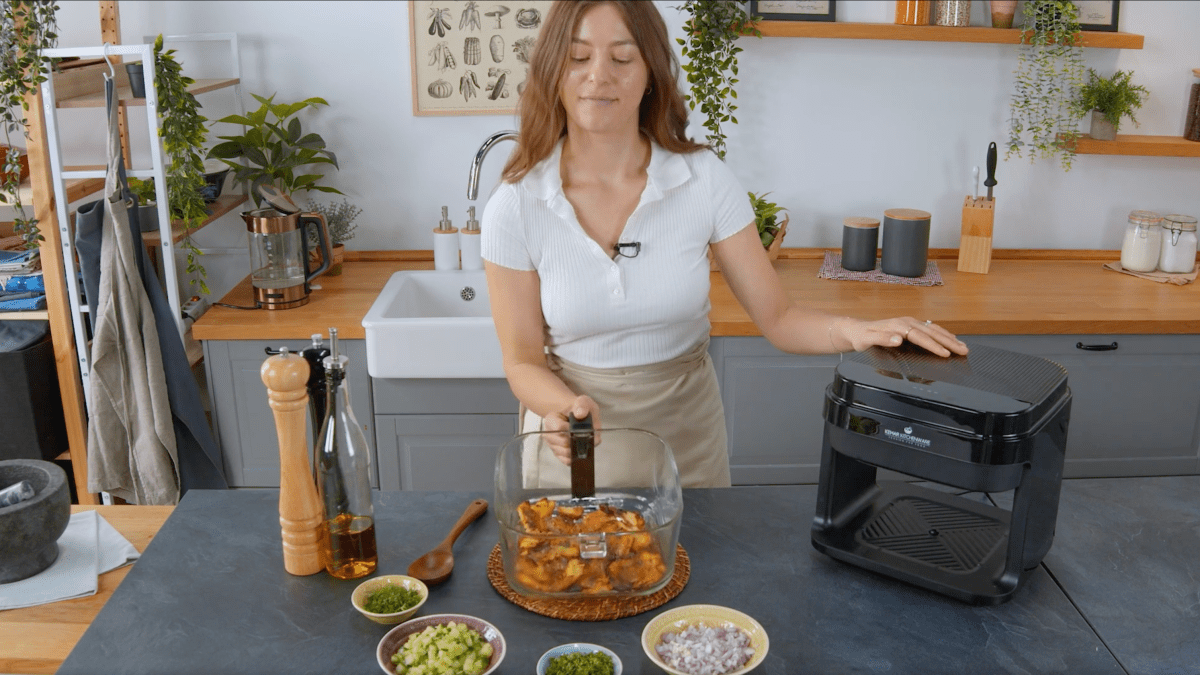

{"left": 481, "top": 139, "right": 754, "bottom": 369}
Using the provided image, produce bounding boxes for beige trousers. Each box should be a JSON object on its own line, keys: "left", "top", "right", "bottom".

{"left": 520, "top": 340, "right": 730, "bottom": 488}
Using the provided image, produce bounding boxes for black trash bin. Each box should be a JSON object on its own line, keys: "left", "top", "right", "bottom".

{"left": 0, "top": 321, "right": 68, "bottom": 462}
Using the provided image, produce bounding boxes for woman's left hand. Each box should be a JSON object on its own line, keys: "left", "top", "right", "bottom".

{"left": 835, "top": 317, "right": 969, "bottom": 357}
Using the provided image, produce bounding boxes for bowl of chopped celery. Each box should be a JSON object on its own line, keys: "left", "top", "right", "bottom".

{"left": 376, "top": 614, "right": 505, "bottom": 675}
{"left": 352, "top": 574, "right": 428, "bottom": 625}
{"left": 537, "top": 643, "right": 622, "bottom": 675}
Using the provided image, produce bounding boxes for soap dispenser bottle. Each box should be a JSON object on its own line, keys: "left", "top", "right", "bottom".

{"left": 433, "top": 206, "right": 460, "bottom": 271}
{"left": 315, "top": 327, "right": 378, "bottom": 580}
{"left": 460, "top": 205, "right": 482, "bottom": 271}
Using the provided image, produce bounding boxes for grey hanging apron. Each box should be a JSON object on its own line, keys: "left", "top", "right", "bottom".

{"left": 86, "top": 76, "right": 180, "bottom": 504}
{"left": 521, "top": 339, "right": 730, "bottom": 488}
{"left": 80, "top": 79, "right": 229, "bottom": 501}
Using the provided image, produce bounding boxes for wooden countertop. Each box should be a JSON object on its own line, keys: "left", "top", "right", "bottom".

{"left": 193, "top": 250, "right": 1200, "bottom": 341}
{"left": 0, "top": 505, "right": 174, "bottom": 675}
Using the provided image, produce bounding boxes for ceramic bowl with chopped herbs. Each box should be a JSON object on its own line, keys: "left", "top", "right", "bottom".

{"left": 537, "top": 643, "right": 622, "bottom": 675}
{"left": 352, "top": 575, "right": 428, "bottom": 625}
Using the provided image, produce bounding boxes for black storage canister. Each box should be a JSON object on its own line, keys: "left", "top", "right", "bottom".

{"left": 880, "top": 208, "right": 931, "bottom": 277}
{"left": 811, "top": 342, "right": 1071, "bottom": 605}
{"left": 841, "top": 217, "right": 880, "bottom": 272}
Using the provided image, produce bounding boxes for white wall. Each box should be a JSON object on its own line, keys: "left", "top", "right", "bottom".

{"left": 46, "top": 0, "right": 1200, "bottom": 299}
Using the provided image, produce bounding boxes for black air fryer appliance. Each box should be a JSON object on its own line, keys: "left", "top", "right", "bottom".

{"left": 811, "top": 342, "right": 1071, "bottom": 605}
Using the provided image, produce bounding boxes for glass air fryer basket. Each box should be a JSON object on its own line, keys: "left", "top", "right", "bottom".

{"left": 494, "top": 427, "right": 683, "bottom": 600}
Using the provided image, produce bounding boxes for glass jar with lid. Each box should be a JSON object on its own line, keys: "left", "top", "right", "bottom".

{"left": 1158, "top": 214, "right": 1197, "bottom": 274}
{"left": 1120, "top": 210, "right": 1163, "bottom": 272}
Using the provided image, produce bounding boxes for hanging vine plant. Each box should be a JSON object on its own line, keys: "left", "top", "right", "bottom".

{"left": 0, "top": 0, "right": 59, "bottom": 249}
{"left": 150, "top": 34, "right": 212, "bottom": 295}
{"left": 1006, "top": 0, "right": 1086, "bottom": 171}
{"left": 675, "top": 0, "right": 758, "bottom": 161}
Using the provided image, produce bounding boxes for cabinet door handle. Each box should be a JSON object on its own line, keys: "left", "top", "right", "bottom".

{"left": 1076, "top": 341, "right": 1118, "bottom": 351}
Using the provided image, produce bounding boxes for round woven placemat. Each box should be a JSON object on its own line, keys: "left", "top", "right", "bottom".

{"left": 486, "top": 544, "right": 689, "bottom": 621}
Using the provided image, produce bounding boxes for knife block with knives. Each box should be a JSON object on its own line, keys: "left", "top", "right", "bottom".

{"left": 959, "top": 142, "right": 998, "bottom": 274}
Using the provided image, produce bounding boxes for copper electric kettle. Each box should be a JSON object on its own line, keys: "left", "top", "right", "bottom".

{"left": 242, "top": 206, "right": 331, "bottom": 310}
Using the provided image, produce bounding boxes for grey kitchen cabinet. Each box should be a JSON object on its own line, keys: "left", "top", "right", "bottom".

{"left": 711, "top": 337, "right": 841, "bottom": 485}
{"left": 372, "top": 378, "right": 519, "bottom": 491}
{"left": 203, "top": 339, "right": 376, "bottom": 487}
{"left": 966, "top": 335, "right": 1200, "bottom": 478}
{"left": 713, "top": 334, "right": 1200, "bottom": 484}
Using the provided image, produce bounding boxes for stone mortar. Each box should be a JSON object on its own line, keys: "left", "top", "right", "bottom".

{"left": 0, "top": 459, "right": 70, "bottom": 584}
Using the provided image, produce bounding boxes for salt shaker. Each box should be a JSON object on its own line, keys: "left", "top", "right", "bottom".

{"left": 1120, "top": 210, "right": 1163, "bottom": 273}
{"left": 1158, "top": 214, "right": 1197, "bottom": 274}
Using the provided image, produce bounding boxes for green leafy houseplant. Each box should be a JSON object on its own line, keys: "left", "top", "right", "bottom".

{"left": 305, "top": 198, "right": 360, "bottom": 247}
{"left": 677, "top": 1, "right": 786, "bottom": 253}
{"left": 0, "top": 0, "right": 59, "bottom": 249}
{"left": 304, "top": 198, "right": 360, "bottom": 276}
{"left": 150, "top": 34, "right": 212, "bottom": 294}
{"left": 207, "top": 93, "right": 343, "bottom": 207}
{"left": 1006, "top": 0, "right": 1086, "bottom": 171}
{"left": 1072, "top": 69, "right": 1149, "bottom": 132}
{"left": 676, "top": 0, "right": 757, "bottom": 162}
{"left": 749, "top": 191, "right": 786, "bottom": 249}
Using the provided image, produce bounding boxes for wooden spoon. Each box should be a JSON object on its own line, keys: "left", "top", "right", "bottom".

{"left": 407, "top": 498, "right": 489, "bottom": 586}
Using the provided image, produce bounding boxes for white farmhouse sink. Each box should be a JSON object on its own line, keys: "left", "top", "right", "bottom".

{"left": 362, "top": 270, "right": 505, "bottom": 378}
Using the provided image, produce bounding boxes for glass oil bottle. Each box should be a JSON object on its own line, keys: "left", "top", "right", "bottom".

{"left": 315, "top": 327, "right": 378, "bottom": 579}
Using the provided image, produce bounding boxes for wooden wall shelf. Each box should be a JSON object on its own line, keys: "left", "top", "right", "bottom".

{"left": 1072, "top": 134, "right": 1200, "bottom": 157}
{"left": 754, "top": 21, "right": 1144, "bottom": 49}
{"left": 56, "top": 77, "right": 239, "bottom": 109}
{"left": 141, "top": 193, "right": 247, "bottom": 245}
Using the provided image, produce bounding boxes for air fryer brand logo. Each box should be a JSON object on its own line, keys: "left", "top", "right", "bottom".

{"left": 885, "top": 425, "right": 932, "bottom": 448}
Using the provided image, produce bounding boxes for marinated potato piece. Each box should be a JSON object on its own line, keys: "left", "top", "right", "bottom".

{"left": 512, "top": 497, "right": 669, "bottom": 595}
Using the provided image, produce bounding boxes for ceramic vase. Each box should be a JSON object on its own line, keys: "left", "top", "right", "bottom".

{"left": 1090, "top": 110, "right": 1117, "bottom": 141}
{"left": 990, "top": 0, "right": 1018, "bottom": 28}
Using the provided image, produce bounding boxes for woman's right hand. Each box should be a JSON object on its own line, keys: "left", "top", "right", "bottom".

{"left": 542, "top": 395, "right": 601, "bottom": 466}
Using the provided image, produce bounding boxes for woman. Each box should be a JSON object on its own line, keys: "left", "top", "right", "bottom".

{"left": 481, "top": 1, "right": 967, "bottom": 488}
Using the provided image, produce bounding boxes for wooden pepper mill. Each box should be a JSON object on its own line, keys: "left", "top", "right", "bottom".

{"left": 261, "top": 349, "right": 324, "bottom": 576}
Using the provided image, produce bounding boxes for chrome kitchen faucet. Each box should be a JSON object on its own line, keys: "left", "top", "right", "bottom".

{"left": 467, "top": 130, "right": 518, "bottom": 201}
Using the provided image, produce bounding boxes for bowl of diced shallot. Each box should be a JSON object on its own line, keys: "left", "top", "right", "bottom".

{"left": 641, "top": 604, "right": 768, "bottom": 675}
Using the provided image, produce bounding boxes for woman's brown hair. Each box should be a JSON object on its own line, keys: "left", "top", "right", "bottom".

{"left": 501, "top": 0, "right": 706, "bottom": 183}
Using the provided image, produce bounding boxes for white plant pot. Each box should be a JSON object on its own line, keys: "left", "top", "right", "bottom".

{"left": 1090, "top": 110, "right": 1117, "bottom": 141}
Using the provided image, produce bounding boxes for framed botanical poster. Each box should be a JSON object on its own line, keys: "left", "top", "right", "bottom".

{"left": 749, "top": 0, "right": 836, "bottom": 22}
{"left": 1073, "top": 1, "right": 1120, "bottom": 32}
{"left": 410, "top": 0, "right": 554, "bottom": 116}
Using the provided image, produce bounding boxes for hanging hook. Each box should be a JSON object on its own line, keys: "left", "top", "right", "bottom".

{"left": 102, "top": 42, "right": 116, "bottom": 81}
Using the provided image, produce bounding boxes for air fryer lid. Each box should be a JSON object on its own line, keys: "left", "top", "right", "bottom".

{"left": 829, "top": 342, "right": 1068, "bottom": 439}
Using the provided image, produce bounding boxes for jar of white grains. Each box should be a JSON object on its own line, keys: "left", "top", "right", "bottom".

{"left": 1158, "top": 214, "right": 1197, "bottom": 274}
{"left": 1120, "top": 210, "right": 1163, "bottom": 272}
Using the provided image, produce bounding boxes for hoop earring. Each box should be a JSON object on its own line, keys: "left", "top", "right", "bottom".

{"left": 644, "top": 85, "right": 653, "bottom": 95}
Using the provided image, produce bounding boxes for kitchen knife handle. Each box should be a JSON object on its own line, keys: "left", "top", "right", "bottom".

{"left": 984, "top": 142, "right": 998, "bottom": 188}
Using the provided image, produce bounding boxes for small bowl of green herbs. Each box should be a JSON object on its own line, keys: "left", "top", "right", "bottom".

{"left": 352, "top": 574, "right": 428, "bottom": 625}
{"left": 537, "top": 643, "right": 622, "bottom": 675}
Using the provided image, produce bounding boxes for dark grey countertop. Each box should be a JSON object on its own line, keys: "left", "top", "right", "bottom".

{"left": 56, "top": 479, "right": 1198, "bottom": 675}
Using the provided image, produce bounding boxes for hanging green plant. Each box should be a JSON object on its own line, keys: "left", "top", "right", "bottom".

{"left": 1006, "top": 0, "right": 1086, "bottom": 171}
{"left": 149, "top": 34, "right": 211, "bottom": 294}
{"left": 0, "top": 0, "right": 59, "bottom": 249}
{"left": 675, "top": 0, "right": 758, "bottom": 161}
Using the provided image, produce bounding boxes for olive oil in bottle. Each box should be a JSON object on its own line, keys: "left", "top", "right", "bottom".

{"left": 316, "top": 328, "right": 378, "bottom": 579}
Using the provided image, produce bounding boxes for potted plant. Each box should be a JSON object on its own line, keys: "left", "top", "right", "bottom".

{"left": 1071, "top": 69, "right": 1149, "bottom": 141}
{"left": 150, "top": 34, "right": 213, "bottom": 294}
{"left": 0, "top": 0, "right": 59, "bottom": 249}
{"left": 207, "top": 93, "right": 343, "bottom": 208}
{"left": 749, "top": 191, "right": 788, "bottom": 257}
{"left": 125, "top": 176, "right": 160, "bottom": 232}
{"left": 678, "top": 0, "right": 788, "bottom": 259}
{"left": 1006, "top": 0, "right": 1087, "bottom": 170}
{"left": 304, "top": 198, "right": 361, "bottom": 276}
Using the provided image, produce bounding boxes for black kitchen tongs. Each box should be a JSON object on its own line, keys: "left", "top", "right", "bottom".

{"left": 568, "top": 413, "right": 595, "bottom": 499}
